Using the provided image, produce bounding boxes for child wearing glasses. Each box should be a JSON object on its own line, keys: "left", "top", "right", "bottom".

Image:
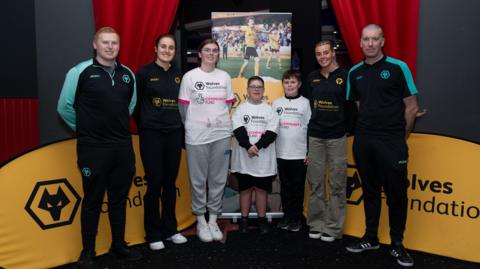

{"left": 230, "top": 76, "right": 279, "bottom": 234}
{"left": 272, "top": 70, "right": 311, "bottom": 232}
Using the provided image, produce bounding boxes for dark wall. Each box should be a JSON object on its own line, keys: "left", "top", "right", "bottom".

{"left": 269, "top": 0, "right": 322, "bottom": 77}
{"left": 30, "top": 0, "right": 480, "bottom": 145}
{"left": 415, "top": 0, "right": 480, "bottom": 143}
{"left": 1, "top": 0, "right": 37, "bottom": 98}
{"left": 35, "top": 0, "right": 95, "bottom": 144}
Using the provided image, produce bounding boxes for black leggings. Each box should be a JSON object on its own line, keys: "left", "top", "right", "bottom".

{"left": 139, "top": 128, "right": 182, "bottom": 242}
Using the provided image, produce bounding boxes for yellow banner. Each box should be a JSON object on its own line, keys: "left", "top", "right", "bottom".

{"left": 0, "top": 135, "right": 195, "bottom": 269}
{"left": 342, "top": 134, "right": 479, "bottom": 262}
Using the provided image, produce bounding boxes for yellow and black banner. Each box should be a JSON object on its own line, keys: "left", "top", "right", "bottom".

{"left": 0, "top": 135, "right": 195, "bottom": 269}
{"left": 343, "top": 134, "right": 479, "bottom": 262}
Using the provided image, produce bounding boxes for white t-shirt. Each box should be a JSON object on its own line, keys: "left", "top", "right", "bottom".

{"left": 231, "top": 101, "right": 279, "bottom": 177}
{"left": 272, "top": 96, "right": 311, "bottom": 159}
{"left": 178, "top": 68, "right": 235, "bottom": 145}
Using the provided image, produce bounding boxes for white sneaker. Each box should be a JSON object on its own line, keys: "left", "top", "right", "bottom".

{"left": 197, "top": 223, "right": 213, "bottom": 242}
{"left": 208, "top": 222, "right": 223, "bottom": 241}
{"left": 166, "top": 233, "right": 188, "bottom": 244}
{"left": 149, "top": 241, "right": 165, "bottom": 250}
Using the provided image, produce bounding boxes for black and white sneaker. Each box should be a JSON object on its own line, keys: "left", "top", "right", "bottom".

{"left": 320, "top": 233, "right": 335, "bottom": 242}
{"left": 276, "top": 219, "right": 289, "bottom": 230}
{"left": 390, "top": 244, "right": 414, "bottom": 267}
{"left": 345, "top": 238, "right": 380, "bottom": 253}
{"left": 308, "top": 230, "right": 321, "bottom": 239}
{"left": 287, "top": 220, "right": 301, "bottom": 232}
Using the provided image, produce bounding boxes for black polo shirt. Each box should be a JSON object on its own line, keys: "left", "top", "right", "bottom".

{"left": 306, "top": 68, "right": 348, "bottom": 139}
{"left": 135, "top": 62, "right": 182, "bottom": 131}
{"left": 347, "top": 55, "right": 418, "bottom": 137}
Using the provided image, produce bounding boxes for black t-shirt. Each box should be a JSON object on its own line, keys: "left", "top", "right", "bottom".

{"left": 306, "top": 68, "right": 349, "bottom": 139}
{"left": 347, "top": 56, "right": 418, "bottom": 137}
{"left": 135, "top": 62, "right": 182, "bottom": 131}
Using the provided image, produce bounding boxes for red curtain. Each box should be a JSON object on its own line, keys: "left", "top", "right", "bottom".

{"left": 92, "top": 0, "right": 180, "bottom": 132}
{"left": 0, "top": 99, "right": 39, "bottom": 164}
{"left": 92, "top": 0, "right": 180, "bottom": 73}
{"left": 331, "top": 0, "right": 419, "bottom": 78}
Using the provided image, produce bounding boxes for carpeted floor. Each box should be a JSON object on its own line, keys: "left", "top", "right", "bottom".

{"left": 55, "top": 220, "right": 480, "bottom": 269}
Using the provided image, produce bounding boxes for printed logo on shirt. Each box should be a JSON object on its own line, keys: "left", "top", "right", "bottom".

{"left": 175, "top": 76, "right": 181, "bottom": 84}
{"left": 195, "top": 93, "right": 205, "bottom": 104}
{"left": 276, "top": 107, "right": 284, "bottom": 115}
{"left": 194, "top": 81, "right": 205, "bottom": 90}
{"left": 89, "top": 74, "right": 101, "bottom": 79}
{"left": 243, "top": 115, "right": 251, "bottom": 124}
{"left": 81, "top": 167, "right": 91, "bottom": 177}
{"left": 152, "top": 98, "right": 177, "bottom": 108}
{"left": 152, "top": 97, "right": 162, "bottom": 107}
{"left": 149, "top": 77, "right": 159, "bottom": 81}
{"left": 313, "top": 99, "right": 339, "bottom": 111}
{"left": 380, "top": 70, "right": 391, "bottom": 79}
{"left": 122, "top": 74, "right": 131, "bottom": 83}
{"left": 336, "top": 77, "right": 344, "bottom": 85}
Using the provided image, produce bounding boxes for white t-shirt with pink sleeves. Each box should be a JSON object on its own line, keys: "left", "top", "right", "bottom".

{"left": 178, "top": 67, "right": 235, "bottom": 145}
{"left": 272, "top": 96, "right": 311, "bottom": 160}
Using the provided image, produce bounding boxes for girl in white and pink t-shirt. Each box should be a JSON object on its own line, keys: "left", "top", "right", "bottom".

{"left": 178, "top": 39, "right": 235, "bottom": 243}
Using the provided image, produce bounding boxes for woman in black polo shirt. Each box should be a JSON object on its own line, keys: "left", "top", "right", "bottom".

{"left": 135, "top": 34, "right": 187, "bottom": 250}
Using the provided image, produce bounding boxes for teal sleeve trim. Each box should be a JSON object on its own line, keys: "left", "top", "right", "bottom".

{"left": 123, "top": 64, "right": 137, "bottom": 115}
{"left": 386, "top": 57, "right": 418, "bottom": 95}
{"left": 57, "top": 60, "right": 91, "bottom": 131}
{"left": 346, "top": 62, "right": 364, "bottom": 100}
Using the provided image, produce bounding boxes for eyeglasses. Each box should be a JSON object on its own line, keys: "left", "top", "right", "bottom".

{"left": 248, "top": 85, "right": 264, "bottom": 89}
{"left": 202, "top": 48, "right": 219, "bottom": 54}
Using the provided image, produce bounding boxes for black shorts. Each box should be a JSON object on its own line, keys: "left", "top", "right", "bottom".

{"left": 270, "top": 48, "right": 279, "bottom": 53}
{"left": 244, "top": 46, "right": 258, "bottom": 59}
{"left": 234, "top": 172, "right": 275, "bottom": 192}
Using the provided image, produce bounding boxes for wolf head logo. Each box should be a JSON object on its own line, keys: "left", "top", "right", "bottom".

{"left": 38, "top": 187, "right": 71, "bottom": 221}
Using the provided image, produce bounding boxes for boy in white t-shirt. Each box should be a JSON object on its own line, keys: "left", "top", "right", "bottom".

{"left": 231, "top": 76, "right": 279, "bottom": 234}
{"left": 272, "top": 70, "right": 312, "bottom": 232}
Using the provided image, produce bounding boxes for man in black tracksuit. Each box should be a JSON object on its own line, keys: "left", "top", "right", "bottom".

{"left": 57, "top": 27, "right": 141, "bottom": 268}
{"left": 345, "top": 24, "right": 419, "bottom": 268}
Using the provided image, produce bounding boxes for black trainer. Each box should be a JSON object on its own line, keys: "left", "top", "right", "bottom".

{"left": 276, "top": 218, "right": 289, "bottom": 230}
{"left": 345, "top": 237, "right": 380, "bottom": 253}
{"left": 287, "top": 220, "right": 301, "bottom": 232}
{"left": 76, "top": 249, "right": 99, "bottom": 269}
{"left": 390, "top": 244, "right": 414, "bottom": 267}
{"left": 239, "top": 217, "right": 249, "bottom": 233}
{"left": 258, "top": 217, "right": 270, "bottom": 234}
{"left": 109, "top": 242, "right": 142, "bottom": 261}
